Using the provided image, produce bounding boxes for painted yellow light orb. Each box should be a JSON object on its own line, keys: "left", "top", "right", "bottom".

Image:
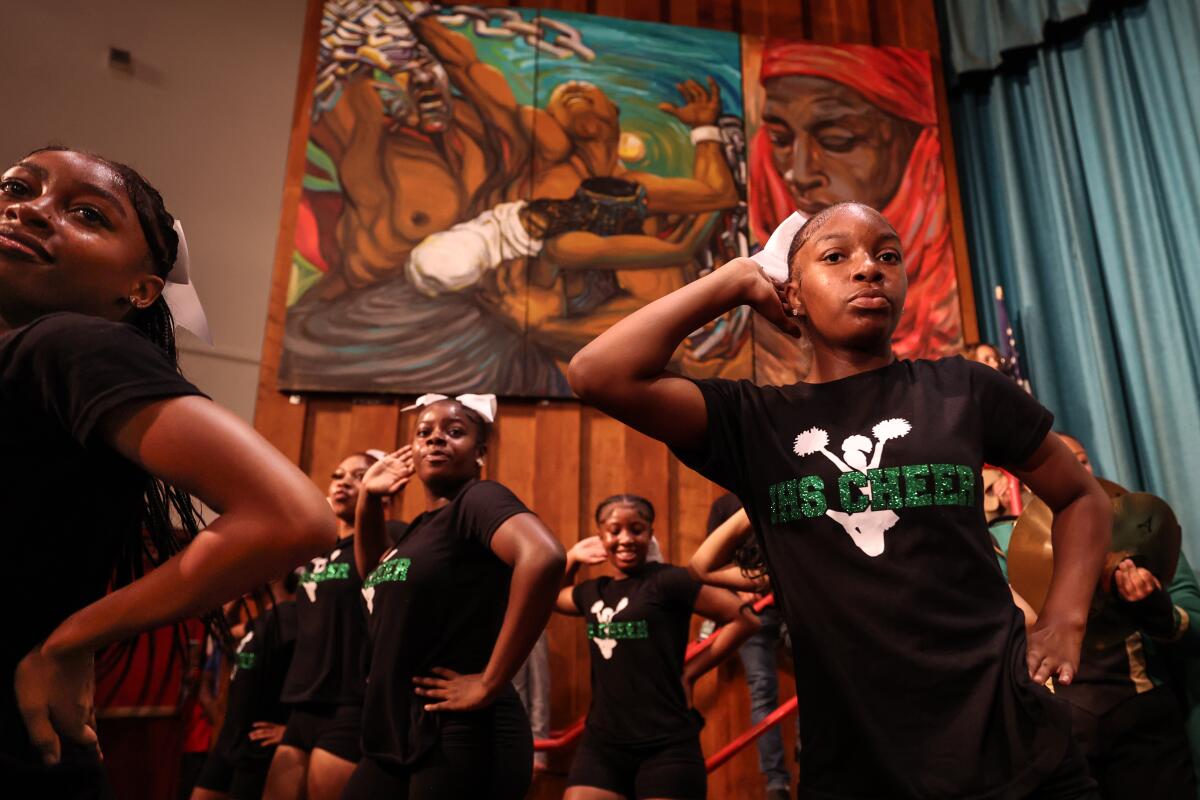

{"left": 618, "top": 131, "right": 647, "bottom": 163}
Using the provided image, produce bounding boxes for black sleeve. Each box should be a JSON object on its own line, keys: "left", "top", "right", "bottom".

{"left": 668, "top": 378, "right": 754, "bottom": 494}
{"left": 454, "top": 480, "right": 532, "bottom": 549}
{"left": 970, "top": 361, "right": 1054, "bottom": 467}
{"left": 706, "top": 493, "right": 743, "bottom": 536}
{"left": 656, "top": 565, "right": 703, "bottom": 613}
{"left": 3, "top": 313, "right": 205, "bottom": 445}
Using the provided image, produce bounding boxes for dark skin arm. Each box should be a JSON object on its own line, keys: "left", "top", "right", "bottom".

{"left": 682, "top": 586, "right": 760, "bottom": 702}
{"left": 555, "top": 536, "right": 607, "bottom": 615}
{"left": 16, "top": 396, "right": 335, "bottom": 765}
{"left": 413, "top": 513, "right": 566, "bottom": 711}
{"left": 1008, "top": 433, "right": 1112, "bottom": 684}
{"left": 568, "top": 257, "right": 796, "bottom": 450}
{"left": 354, "top": 446, "right": 415, "bottom": 578}
{"left": 688, "top": 508, "right": 768, "bottom": 592}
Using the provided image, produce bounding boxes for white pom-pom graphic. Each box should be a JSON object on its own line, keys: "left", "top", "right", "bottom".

{"left": 873, "top": 418, "right": 912, "bottom": 442}
{"left": 793, "top": 427, "right": 829, "bottom": 457}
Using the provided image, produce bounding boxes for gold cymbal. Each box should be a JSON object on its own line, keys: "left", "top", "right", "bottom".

{"left": 1007, "top": 478, "right": 1180, "bottom": 646}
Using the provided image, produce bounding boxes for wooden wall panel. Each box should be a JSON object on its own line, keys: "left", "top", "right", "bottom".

{"left": 257, "top": 2, "right": 971, "bottom": 796}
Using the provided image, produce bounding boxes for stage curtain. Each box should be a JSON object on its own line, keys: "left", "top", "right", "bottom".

{"left": 946, "top": 0, "right": 1200, "bottom": 557}
{"left": 941, "top": 0, "right": 1093, "bottom": 75}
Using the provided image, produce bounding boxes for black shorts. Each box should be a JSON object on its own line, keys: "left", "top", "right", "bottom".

{"left": 342, "top": 692, "right": 532, "bottom": 800}
{"left": 194, "top": 749, "right": 273, "bottom": 800}
{"left": 280, "top": 703, "right": 362, "bottom": 762}
{"left": 566, "top": 731, "right": 706, "bottom": 800}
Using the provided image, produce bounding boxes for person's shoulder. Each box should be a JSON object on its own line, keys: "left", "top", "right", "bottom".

{"left": 458, "top": 479, "right": 525, "bottom": 507}
{"left": 5, "top": 311, "right": 166, "bottom": 366}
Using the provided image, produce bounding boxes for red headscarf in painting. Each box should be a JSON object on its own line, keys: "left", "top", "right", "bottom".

{"left": 748, "top": 41, "right": 961, "bottom": 359}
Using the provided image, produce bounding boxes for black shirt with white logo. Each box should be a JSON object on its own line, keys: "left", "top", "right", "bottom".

{"left": 360, "top": 479, "right": 528, "bottom": 766}
{"left": 673, "top": 357, "right": 1068, "bottom": 799}
{"left": 215, "top": 601, "right": 298, "bottom": 766}
{"left": 573, "top": 563, "right": 703, "bottom": 747}
{"left": 282, "top": 536, "right": 370, "bottom": 706}
{"left": 0, "top": 313, "right": 204, "bottom": 763}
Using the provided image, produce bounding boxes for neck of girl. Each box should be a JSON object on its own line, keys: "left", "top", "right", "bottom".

{"left": 806, "top": 340, "right": 896, "bottom": 384}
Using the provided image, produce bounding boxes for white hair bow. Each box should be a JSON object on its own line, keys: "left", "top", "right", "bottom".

{"left": 162, "top": 220, "right": 213, "bottom": 345}
{"left": 750, "top": 210, "right": 806, "bottom": 283}
{"left": 403, "top": 393, "right": 498, "bottom": 423}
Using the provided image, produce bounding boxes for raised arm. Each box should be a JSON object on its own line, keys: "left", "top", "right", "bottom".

{"left": 1009, "top": 432, "right": 1111, "bottom": 684}
{"left": 18, "top": 396, "right": 334, "bottom": 764}
{"left": 355, "top": 447, "right": 415, "bottom": 578}
{"left": 689, "top": 508, "right": 765, "bottom": 592}
{"left": 627, "top": 78, "right": 737, "bottom": 214}
{"left": 568, "top": 257, "right": 798, "bottom": 450}
{"left": 682, "top": 586, "right": 760, "bottom": 696}
{"left": 555, "top": 536, "right": 608, "bottom": 615}
{"left": 415, "top": 513, "right": 565, "bottom": 711}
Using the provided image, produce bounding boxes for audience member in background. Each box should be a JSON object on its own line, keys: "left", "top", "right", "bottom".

{"left": 513, "top": 632, "right": 551, "bottom": 774}
{"left": 1048, "top": 434, "right": 1199, "bottom": 799}
{"left": 963, "top": 340, "right": 1002, "bottom": 371}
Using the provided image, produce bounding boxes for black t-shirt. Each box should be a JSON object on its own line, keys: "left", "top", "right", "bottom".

{"left": 706, "top": 492, "right": 743, "bottom": 536}
{"left": 281, "top": 534, "right": 370, "bottom": 706}
{"left": 215, "top": 601, "right": 298, "bottom": 766}
{"left": 573, "top": 563, "right": 703, "bottom": 746}
{"left": 360, "top": 479, "right": 527, "bottom": 766}
{"left": 0, "top": 313, "right": 204, "bottom": 762}
{"left": 673, "top": 357, "right": 1068, "bottom": 799}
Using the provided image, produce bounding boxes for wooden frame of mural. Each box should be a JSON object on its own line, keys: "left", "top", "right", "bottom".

{"left": 268, "top": 1, "right": 977, "bottom": 399}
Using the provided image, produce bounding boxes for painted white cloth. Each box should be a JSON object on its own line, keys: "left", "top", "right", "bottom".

{"left": 406, "top": 201, "right": 542, "bottom": 296}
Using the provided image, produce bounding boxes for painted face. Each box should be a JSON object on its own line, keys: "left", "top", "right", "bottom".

{"left": 545, "top": 81, "right": 620, "bottom": 142}
{"left": 1059, "top": 434, "right": 1093, "bottom": 475}
{"left": 597, "top": 503, "right": 653, "bottom": 573}
{"left": 761, "top": 75, "right": 922, "bottom": 215}
{"left": 0, "top": 149, "right": 156, "bottom": 325}
{"left": 786, "top": 205, "right": 907, "bottom": 352}
{"left": 412, "top": 400, "right": 484, "bottom": 490}
{"left": 383, "top": 52, "right": 453, "bottom": 134}
{"left": 328, "top": 453, "right": 373, "bottom": 523}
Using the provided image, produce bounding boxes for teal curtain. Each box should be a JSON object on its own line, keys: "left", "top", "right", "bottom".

{"left": 941, "top": 0, "right": 1092, "bottom": 75}
{"left": 947, "top": 0, "right": 1200, "bottom": 558}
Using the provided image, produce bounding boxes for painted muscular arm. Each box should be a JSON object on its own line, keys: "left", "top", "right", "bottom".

{"left": 411, "top": 15, "right": 557, "bottom": 156}
{"left": 542, "top": 213, "right": 719, "bottom": 271}
{"left": 1010, "top": 432, "right": 1111, "bottom": 684}
{"left": 626, "top": 78, "right": 738, "bottom": 214}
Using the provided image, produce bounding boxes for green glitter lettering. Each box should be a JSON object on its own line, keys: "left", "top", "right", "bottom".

{"left": 902, "top": 465, "right": 932, "bottom": 507}
{"left": 867, "top": 467, "right": 903, "bottom": 510}
{"left": 587, "top": 620, "right": 649, "bottom": 640}
{"left": 931, "top": 464, "right": 959, "bottom": 506}
{"left": 301, "top": 562, "right": 351, "bottom": 584}
{"left": 798, "top": 476, "right": 827, "bottom": 518}
{"left": 364, "top": 557, "right": 412, "bottom": 589}
{"left": 237, "top": 652, "right": 256, "bottom": 671}
{"left": 956, "top": 465, "right": 976, "bottom": 507}
{"left": 838, "top": 472, "right": 869, "bottom": 513}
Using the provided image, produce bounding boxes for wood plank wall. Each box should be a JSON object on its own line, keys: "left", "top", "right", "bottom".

{"left": 252, "top": 2, "right": 972, "bottom": 796}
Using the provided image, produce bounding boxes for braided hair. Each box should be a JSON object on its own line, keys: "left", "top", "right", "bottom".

{"left": 29, "top": 147, "right": 227, "bottom": 649}
{"left": 594, "top": 494, "right": 656, "bottom": 525}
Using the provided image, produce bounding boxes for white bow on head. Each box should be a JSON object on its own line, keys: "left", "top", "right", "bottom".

{"left": 750, "top": 210, "right": 807, "bottom": 284}
{"left": 402, "top": 393, "right": 498, "bottom": 423}
{"left": 162, "top": 220, "right": 213, "bottom": 345}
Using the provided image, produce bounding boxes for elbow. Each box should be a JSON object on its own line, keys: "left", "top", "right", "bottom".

{"left": 280, "top": 492, "right": 338, "bottom": 563}
{"left": 567, "top": 347, "right": 603, "bottom": 403}
{"left": 686, "top": 561, "right": 708, "bottom": 583}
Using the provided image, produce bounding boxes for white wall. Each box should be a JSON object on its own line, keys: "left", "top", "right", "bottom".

{"left": 0, "top": 0, "right": 308, "bottom": 422}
